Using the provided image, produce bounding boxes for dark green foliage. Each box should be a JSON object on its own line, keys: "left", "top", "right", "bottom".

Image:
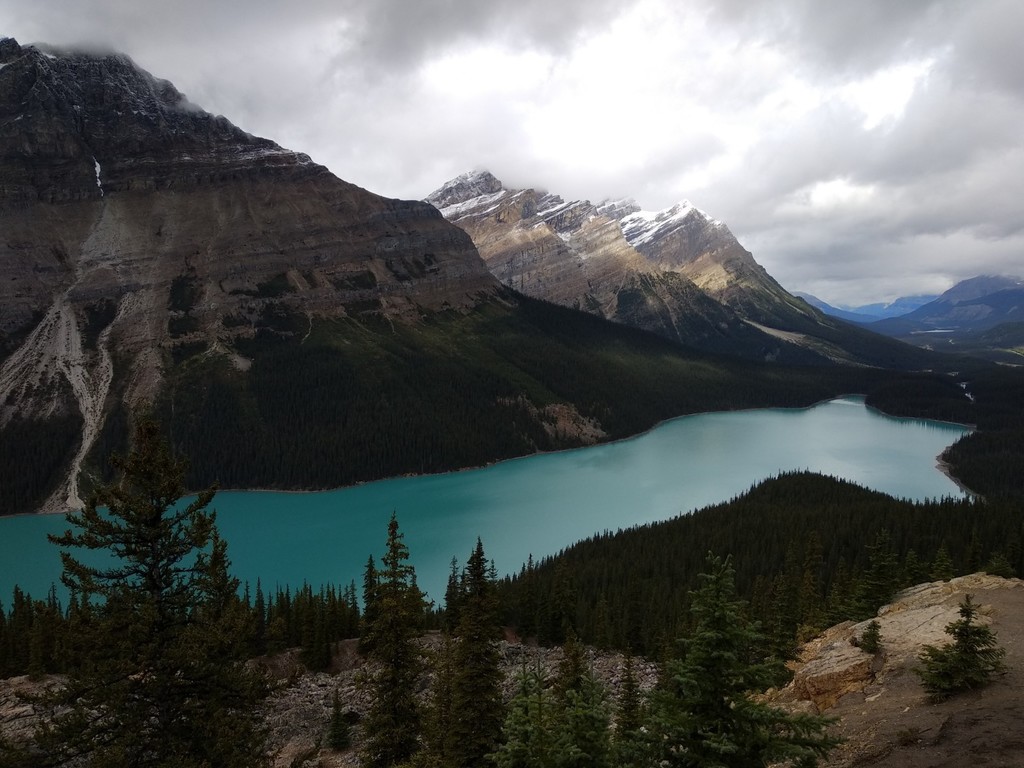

{"left": 646, "top": 555, "right": 838, "bottom": 768}
{"left": 916, "top": 595, "right": 1007, "bottom": 702}
{"left": 859, "top": 620, "right": 882, "bottom": 655}
{"left": 984, "top": 551, "right": 1015, "bottom": 578}
{"left": 167, "top": 314, "right": 201, "bottom": 337}
{"left": 0, "top": 414, "right": 82, "bottom": 516}
{"left": 81, "top": 298, "right": 118, "bottom": 350}
{"left": 34, "top": 417, "right": 267, "bottom": 767}
{"left": 146, "top": 294, "right": 897, "bottom": 493}
{"left": 498, "top": 472, "right": 1024, "bottom": 656}
{"left": 850, "top": 529, "right": 900, "bottom": 620}
{"left": 168, "top": 272, "right": 200, "bottom": 313}
{"left": 937, "top": 369, "right": 1024, "bottom": 498}
{"left": 328, "top": 691, "right": 352, "bottom": 751}
{"left": 446, "top": 540, "right": 505, "bottom": 768}
{"left": 551, "top": 641, "right": 612, "bottom": 768}
{"left": 612, "top": 655, "right": 646, "bottom": 768}
{"left": 493, "top": 664, "right": 556, "bottom": 768}
{"left": 360, "top": 514, "right": 429, "bottom": 768}
{"left": 930, "top": 545, "right": 955, "bottom": 581}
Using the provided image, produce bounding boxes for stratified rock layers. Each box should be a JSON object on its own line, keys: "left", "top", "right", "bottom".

{"left": 0, "top": 39, "right": 497, "bottom": 509}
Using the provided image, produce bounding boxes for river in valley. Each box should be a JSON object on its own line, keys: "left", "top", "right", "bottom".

{"left": 0, "top": 397, "right": 971, "bottom": 604}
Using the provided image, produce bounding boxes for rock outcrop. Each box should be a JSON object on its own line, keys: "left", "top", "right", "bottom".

{"left": 426, "top": 171, "right": 812, "bottom": 362}
{"left": 427, "top": 171, "right": 932, "bottom": 369}
{"left": 775, "top": 573, "right": 1024, "bottom": 767}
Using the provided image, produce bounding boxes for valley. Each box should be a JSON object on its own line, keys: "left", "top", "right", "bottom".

{"left": 2, "top": 33, "right": 1024, "bottom": 768}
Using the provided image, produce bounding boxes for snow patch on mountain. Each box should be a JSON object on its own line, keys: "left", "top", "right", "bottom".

{"left": 619, "top": 201, "right": 720, "bottom": 248}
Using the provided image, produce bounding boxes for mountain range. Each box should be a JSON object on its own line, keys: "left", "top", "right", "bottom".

{"left": 426, "top": 171, "right": 941, "bottom": 369}
{"left": 795, "top": 293, "right": 939, "bottom": 323}
{"left": 0, "top": 39, "right": 970, "bottom": 516}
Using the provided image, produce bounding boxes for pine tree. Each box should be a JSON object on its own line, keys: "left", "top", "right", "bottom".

{"left": 858, "top": 620, "right": 881, "bottom": 655}
{"left": 360, "top": 513, "right": 428, "bottom": 768}
{"left": 550, "top": 638, "right": 611, "bottom": 768}
{"left": 492, "top": 663, "right": 556, "bottom": 768}
{"left": 930, "top": 544, "right": 955, "bottom": 581}
{"left": 851, "top": 529, "right": 900, "bottom": 619}
{"left": 612, "top": 654, "right": 647, "bottom": 768}
{"left": 33, "top": 417, "right": 267, "bottom": 767}
{"left": 916, "top": 594, "right": 1007, "bottom": 702}
{"left": 447, "top": 539, "right": 505, "bottom": 768}
{"left": 647, "top": 554, "right": 838, "bottom": 768}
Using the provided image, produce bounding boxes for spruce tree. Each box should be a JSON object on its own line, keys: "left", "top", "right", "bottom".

{"left": 916, "top": 594, "right": 1006, "bottom": 702}
{"left": 493, "top": 663, "right": 556, "bottom": 768}
{"left": 33, "top": 417, "right": 267, "bottom": 767}
{"left": 647, "top": 554, "right": 838, "bottom": 768}
{"left": 930, "top": 544, "right": 955, "bottom": 581}
{"left": 447, "top": 539, "right": 505, "bottom": 768}
{"left": 612, "top": 654, "right": 647, "bottom": 768}
{"left": 360, "top": 514, "right": 428, "bottom": 768}
{"left": 550, "top": 639, "right": 611, "bottom": 768}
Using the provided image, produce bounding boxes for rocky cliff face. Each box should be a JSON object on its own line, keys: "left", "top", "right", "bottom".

{"left": 776, "top": 573, "right": 1024, "bottom": 767}
{"left": 426, "top": 171, "right": 812, "bottom": 362}
{"left": 0, "top": 39, "right": 498, "bottom": 510}
{"left": 429, "top": 171, "right": 943, "bottom": 369}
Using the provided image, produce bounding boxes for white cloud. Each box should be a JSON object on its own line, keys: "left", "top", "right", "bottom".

{"left": 2, "top": 0, "right": 1023, "bottom": 305}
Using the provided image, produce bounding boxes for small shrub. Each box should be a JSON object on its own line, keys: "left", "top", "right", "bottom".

{"left": 916, "top": 595, "right": 1006, "bottom": 702}
{"left": 860, "top": 620, "right": 881, "bottom": 654}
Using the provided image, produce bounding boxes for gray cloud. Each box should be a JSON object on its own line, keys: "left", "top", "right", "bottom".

{"left": 3, "top": 0, "right": 1023, "bottom": 305}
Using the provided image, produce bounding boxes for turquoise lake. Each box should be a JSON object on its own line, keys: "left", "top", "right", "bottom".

{"left": 0, "top": 397, "right": 970, "bottom": 604}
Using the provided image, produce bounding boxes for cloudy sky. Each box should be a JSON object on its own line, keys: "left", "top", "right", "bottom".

{"left": 4, "top": 0, "right": 1023, "bottom": 305}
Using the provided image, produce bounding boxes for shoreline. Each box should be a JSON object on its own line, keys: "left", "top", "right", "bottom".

{"left": 13, "top": 392, "right": 976, "bottom": 518}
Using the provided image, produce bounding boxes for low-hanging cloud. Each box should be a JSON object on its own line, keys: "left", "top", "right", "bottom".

{"left": 2, "top": 0, "right": 1022, "bottom": 305}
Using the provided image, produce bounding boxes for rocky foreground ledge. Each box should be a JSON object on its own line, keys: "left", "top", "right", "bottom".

{"left": 775, "top": 573, "right": 1024, "bottom": 767}
{"left": 3, "top": 574, "right": 1021, "bottom": 767}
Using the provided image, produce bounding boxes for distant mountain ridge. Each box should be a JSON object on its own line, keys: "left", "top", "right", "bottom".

{"left": 428, "top": 170, "right": 946, "bottom": 369}
{"left": 869, "top": 275, "right": 1024, "bottom": 336}
{"left": 796, "top": 293, "right": 939, "bottom": 323}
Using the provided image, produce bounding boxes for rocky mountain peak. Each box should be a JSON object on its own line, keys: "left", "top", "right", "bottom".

{"left": 0, "top": 37, "right": 308, "bottom": 206}
{"left": 426, "top": 169, "right": 505, "bottom": 212}
{"left": 618, "top": 200, "right": 722, "bottom": 250}
{"left": 0, "top": 41, "right": 497, "bottom": 511}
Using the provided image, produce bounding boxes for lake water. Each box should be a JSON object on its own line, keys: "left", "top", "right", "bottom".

{"left": 0, "top": 397, "right": 970, "bottom": 605}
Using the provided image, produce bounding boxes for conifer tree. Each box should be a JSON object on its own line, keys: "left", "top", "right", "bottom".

{"left": 930, "top": 544, "right": 955, "bottom": 581}
{"left": 916, "top": 594, "right": 1006, "bottom": 702}
{"left": 612, "top": 654, "right": 647, "bottom": 768}
{"left": 647, "top": 554, "right": 838, "bottom": 768}
{"left": 852, "top": 529, "right": 900, "bottom": 619}
{"left": 447, "top": 539, "right": 505, "bottom": 768}
{"left": 550, "top": 638, "right": 611, "bottom": 768}
{"left": 360, "top": 514, "right": 428, "bottom": 768}
{"left": 493, "top": 663, "right": 556, "bottom": 768}
{"left": 32, "top": 417, "right": 267, "bottom": 767}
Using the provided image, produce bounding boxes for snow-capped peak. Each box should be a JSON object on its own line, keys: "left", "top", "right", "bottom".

{"left": 618, "top": 200, "right": 720, "bottom": 248}
{"left": 425, "top": 169, "right": 504, "bottom": 212}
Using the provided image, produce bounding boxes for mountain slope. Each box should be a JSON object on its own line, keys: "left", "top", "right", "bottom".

{"left": 427, "top": 171, "right": 821, "bottom": 363}
{"left": 1, "top": 39, "right": 899, "bottom": 516}
{"left": 428, "top": 171, "right": 948, "bottom": 370}
{"left": 0, "top": 38, "right": 506, "bottom": 512}
{"left": 869, "top": 276, "right": 1024, "bottom": 342}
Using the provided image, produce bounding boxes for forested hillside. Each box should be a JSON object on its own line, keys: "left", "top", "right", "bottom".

{"left": 497, "top": 472, "right": 1023, "bottom": 656}
{"left": 141, "top": 294, "right": 898, "bottom": 492}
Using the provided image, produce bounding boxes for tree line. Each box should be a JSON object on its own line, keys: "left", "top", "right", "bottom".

{"left": 2, "top": 418, "right": 1014, "bottom": 767}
